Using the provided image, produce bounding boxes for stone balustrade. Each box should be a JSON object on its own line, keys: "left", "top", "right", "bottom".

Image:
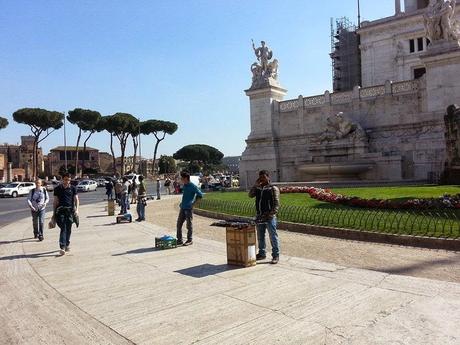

{"left": 279, "top": 79, "right": 421, "bottom": 112}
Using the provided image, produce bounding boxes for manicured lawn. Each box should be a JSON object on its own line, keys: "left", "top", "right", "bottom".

{"left": 197, "top": 185, "right": 460, "bottom": 238}
{"left": 204, "top": 185, "right": 460, "bottom": 208}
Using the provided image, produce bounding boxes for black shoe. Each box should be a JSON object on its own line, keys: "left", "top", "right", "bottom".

{"left": 34, "top": 234, "right": 38, "bottom": 239}
{"left": 256, "top": 253, "right": 266, "bottom": 261}
{"left": 176, "top": 239, "right": 184, "bottom": 246}
{"left": 271, "top": 256, "right": 279, "bottom": 264}
{"left": 38, "top": 236, "right": 44, "bottom": 241}
{"left": 135, "top": 218, "right": 141, "bottom": 222}
{"left": 183, "top": 240, "right": 193, "bottom": 246}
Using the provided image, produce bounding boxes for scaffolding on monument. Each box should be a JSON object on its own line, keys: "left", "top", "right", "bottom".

{"left": 330, "top": 17, "right": 361, "bottom": 92}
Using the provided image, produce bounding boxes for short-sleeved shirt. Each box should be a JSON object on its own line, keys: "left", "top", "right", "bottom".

{"left": 54, "top": 184, "right": 78, "bottom": 208}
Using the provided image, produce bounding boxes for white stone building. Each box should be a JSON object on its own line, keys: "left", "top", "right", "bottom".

{"left": 240, "top": 0, "right": 460, "bottom": 188}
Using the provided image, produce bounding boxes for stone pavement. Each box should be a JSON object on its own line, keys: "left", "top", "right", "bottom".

{"left": 1, "top": 201, "right": 460, "bottom": 345}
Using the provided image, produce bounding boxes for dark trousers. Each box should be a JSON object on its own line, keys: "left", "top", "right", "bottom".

{"left": 176, "top": 209, "right": 193, "bottom": 241}
{"left": 57, "top": 215, "right": 72, "bottom": 249}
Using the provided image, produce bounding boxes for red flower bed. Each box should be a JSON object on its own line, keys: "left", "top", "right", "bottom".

{"left": 279, "top": 186, "right": 460, "bottom": 210}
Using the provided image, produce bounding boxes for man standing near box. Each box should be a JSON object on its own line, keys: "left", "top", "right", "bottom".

{"left": 248, "top": 170, "right": 280, "bottom": 264}
{"left": 176, "top": 171, "right": 203, "bottom": 246}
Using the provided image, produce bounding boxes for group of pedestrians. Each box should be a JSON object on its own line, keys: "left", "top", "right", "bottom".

{"left": 25, "top": 169, "right": 280, "bottom": 263}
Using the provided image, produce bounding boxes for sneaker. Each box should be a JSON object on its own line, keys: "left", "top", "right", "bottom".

{"left": 176, "top": 239, "right": 184, "bottom": 246}
{"left": 183, "top": 240, "right": 193, "bottom": 246}
{"left": 256, "top": 253, "right": 266, "bottom": 261}
{"left": 59, "top": 249, "right": 65, "bottom": 256}
{"left": 65, "top": 247, "right": 70, "bottom": 252}
{"left": 271, "top": 256, "right": 279, "bottom": 264}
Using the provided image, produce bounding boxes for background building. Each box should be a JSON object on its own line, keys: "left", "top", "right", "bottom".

{"left": 240, "top": 0, "right": 460, "bottom": 187}
{"left": 0, "top": 136, "right": 43, "bottom": 180}
{"left": 48, "top": 146, "right": 100, "bottom": 176}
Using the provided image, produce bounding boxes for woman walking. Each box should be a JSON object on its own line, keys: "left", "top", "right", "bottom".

{"left": 27, "top": 178, "right": 49, "bottom": 241}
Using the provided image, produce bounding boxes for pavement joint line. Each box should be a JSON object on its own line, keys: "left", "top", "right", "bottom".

{"left": 18, "top": 207, "right": 138, "bottom": 345}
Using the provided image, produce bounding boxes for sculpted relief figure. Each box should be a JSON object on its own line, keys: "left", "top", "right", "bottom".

{"left": 317, "top": 112, "right": 367, "bottom": 144}
{"left": 250, "top": 40, "right": 279, "bottom": 89}
{"left": 424, "top": 0, "right": 460, "bottom": 43}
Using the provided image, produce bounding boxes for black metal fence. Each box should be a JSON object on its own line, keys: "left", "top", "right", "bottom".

{"left": 196, "top": 199, "right": 460, "bottom": 239}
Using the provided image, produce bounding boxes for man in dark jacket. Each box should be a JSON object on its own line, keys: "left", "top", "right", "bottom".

{"left": 248, "top": 170, "right": 280, "bottom": 264}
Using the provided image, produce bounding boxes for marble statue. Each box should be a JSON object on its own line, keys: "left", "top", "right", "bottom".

{"left": 317, "top": 112, "right": 367, "bottom": 144}
{"left": 424, "top": 0, "right": 460, "bottom": 43}
{"left": 250, "top": 40, "right": 279, "bottom": 89}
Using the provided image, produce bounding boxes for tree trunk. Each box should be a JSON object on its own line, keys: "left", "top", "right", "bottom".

{"left": 152, "top": 132, "right": 165, "bottom": 177}
{"left": 110, "top": 134, "right": 116, "bottom": 175}
{"left": 81, "top": 131, "right": 93, "bottom": 175}
{"left": 120, "top": 139, "right": 126, "bottom": 176}
{"left": 75, "top": 128, "right": 81, "bottom": 178}
{"left": 132, "top": 135, "right": 138, "bottom": 173}
{"left": 33, "top": 138, "right": 38, "bottom": 180}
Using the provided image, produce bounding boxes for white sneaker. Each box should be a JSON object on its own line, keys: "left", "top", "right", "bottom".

{"left": 59, "top": 249, "right": 65, "bottom": 256}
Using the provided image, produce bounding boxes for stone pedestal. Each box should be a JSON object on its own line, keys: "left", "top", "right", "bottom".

{"left": 239, "top": 84, "right": 287, "bottom": 189}
{"left": 420, "top": 42, "right": 460, "bottom": 112}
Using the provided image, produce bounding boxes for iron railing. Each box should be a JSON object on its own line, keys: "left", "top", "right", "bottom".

{"left": 196, "top": 199, "right": 460, "bottom": 239}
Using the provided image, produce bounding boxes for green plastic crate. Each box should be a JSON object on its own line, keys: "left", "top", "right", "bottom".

{"left": 155, "top": 237, "right": 177, "bottom": 250}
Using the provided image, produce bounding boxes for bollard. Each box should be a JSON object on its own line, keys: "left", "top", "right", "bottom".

{"left": 108, "top": 200, "right": 115, "bottom": 216}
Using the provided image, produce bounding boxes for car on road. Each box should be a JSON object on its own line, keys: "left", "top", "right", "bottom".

{"left": 96, "top": 178, "right": 107, "bottom": 187}
{"left": 76, "top": 180, "right": 98, "bottom": 192}
{"left": 0, "top": 182, "right": 35, "bottom": 198}
{"left": 45, "top": 180, "right": 60, "bottom": 191}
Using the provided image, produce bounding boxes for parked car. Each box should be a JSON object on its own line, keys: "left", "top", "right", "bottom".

{"left": 96, "top": 178, "right": 107, "bottom": 187}
{"left": 0, "top": 183, "right": 7, "bottom": 189}
{"left": 76, "top": 180, "right": 98, "bottom": 192}
{"left": 45, "top": 180, "right": 60, "bottom": 191}
{"left": 0, "top": 182, "right": 35, "bottom": 198}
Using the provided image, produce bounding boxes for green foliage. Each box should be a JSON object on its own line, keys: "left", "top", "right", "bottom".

{"left": 140, "top": 120, "right": 178, "bottom": 136}
{"left": 173, "top": 144, "right": 224, "bottom": 165}
{"left": 13, "top": 108, "right": 64, "bottom": 132}
{"left": 67, "top": 108, "right": 101, "bottom": 131}
{"left": 0, "top": 116, "right": 8, "bottom": 129}
{"left": 109, "top": 112, "right": 138, "bottom": 135}
{"left": 158, "top": 155, "right": 177, "bottom": 174}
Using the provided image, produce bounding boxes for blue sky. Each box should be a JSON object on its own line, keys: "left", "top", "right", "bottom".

{"left": 0, "top": 0, "right": 394, "bottom": 158}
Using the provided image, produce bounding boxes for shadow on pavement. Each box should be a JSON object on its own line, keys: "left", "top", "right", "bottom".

{"left": 0, "top": 250, "right": 61, "bottom": 260}
{"left": 112, "top": 247, "right": 161, "bottom": 256}
{"left": 174, "top": 263, "right": 242, "bottom": 278}
{"left": 373, "top": 256, "right": 460, "bottom": 276}
{"left": 86, "top": 215, "right": 109, "bottom": 218}
{"left": 0, "top": 237, "right": 35, "bottom": 245}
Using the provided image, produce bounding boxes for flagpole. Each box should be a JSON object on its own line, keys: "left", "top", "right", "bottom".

{"left": 64, "top": 112, "right": 68, "bottom": 172}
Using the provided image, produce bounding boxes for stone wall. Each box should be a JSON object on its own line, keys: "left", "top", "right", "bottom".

{"left": 244, "top": 79, "right": 446, "bottom": 184}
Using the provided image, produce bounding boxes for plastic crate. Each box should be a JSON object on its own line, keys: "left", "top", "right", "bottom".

{"left": 116, "top": 213, "right": 132, "bottom": 223}
{"left": 155, "top": 237, "right": 177, "bottom": 250}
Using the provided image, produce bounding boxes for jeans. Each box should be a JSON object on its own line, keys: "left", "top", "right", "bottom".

{"left": 31, "top": 209, "right": 45, "bottom": 237}
{"left": 57, "top": 213, "right": 73, "bottom": 249}
{"left": 176, "top": 209, "right": 193, "bottom": 241}
{"left": 120, "top": 193, "right": 129, "bottom": 214}
{"left": 256, "top": 217, "right": 280, "bottom": 258}
{"left": 136, "top": 198, "right": 145, "bottom": 220}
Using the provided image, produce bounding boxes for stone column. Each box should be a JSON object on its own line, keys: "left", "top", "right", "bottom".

{"left": 239, "top": 84, "right": 287, "bottom": 189}
{"left": 7, "top": 162, "right": 12, "bottom": 182}
{"left": 420, "top": 44, "right": 460, "bottom": 112}
{"left": 395, "top": 0, "right": 401, "bottom": 14}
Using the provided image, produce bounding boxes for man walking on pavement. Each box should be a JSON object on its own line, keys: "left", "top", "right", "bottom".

{"left": 53, "top": 173, "right": 79, "bottom": 256}
{"left": 176, "top": 171, "right": 203, "bottom": 246}
{"left": 248, "top": 170, "right": 280, "bottom": 264}
{"left": 27, "top": 178, "right": 49, "bottom": 241}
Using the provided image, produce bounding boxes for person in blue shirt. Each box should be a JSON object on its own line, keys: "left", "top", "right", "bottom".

{"left": 176, "top": 171, "right": 203, "bottom": 246}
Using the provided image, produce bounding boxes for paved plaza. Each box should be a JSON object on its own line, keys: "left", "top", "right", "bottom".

{"left": 1, "top": 199, "right": 460, "bottom": 345}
